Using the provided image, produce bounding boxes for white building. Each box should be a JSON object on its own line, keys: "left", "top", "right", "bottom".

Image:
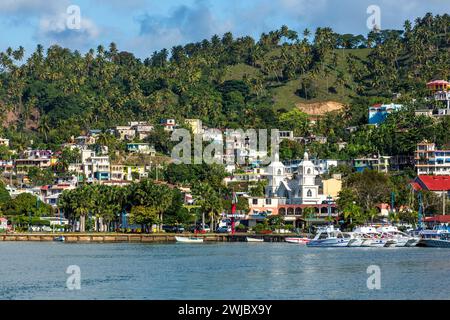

{"left": 69, "top": 150, "right": 111, "bottom": 182}
{"left": 415, "top": 141, "right": 450, "bottom": 175}
{"left": 267, "top": 152, "right": 324, "bottom": 205}
{"left": 0, "top": 138, "right": 10, "bottom": 147}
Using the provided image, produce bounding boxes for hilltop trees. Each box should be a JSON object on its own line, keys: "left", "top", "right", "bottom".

{"left": 0, "top": 13, "right": 447, "bottom": 153}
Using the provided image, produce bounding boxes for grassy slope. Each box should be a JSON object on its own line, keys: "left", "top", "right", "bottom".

{"left": 224, "top": 48, "right": 371, "bottom": 111}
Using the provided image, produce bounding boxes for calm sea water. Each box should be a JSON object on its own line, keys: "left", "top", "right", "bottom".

{"left": 0, "top": 242, "right": 449, "bottom": 300}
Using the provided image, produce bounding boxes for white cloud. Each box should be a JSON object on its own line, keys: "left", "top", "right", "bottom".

{"left": 37, "top": 12, "right": 101, "bottom": 48}
{"left": 0, "top": 0, "right": 69, "bottom": 15}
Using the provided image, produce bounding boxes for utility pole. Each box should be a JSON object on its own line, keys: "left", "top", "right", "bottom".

{"left": 443, "top": 192, "right": 447, "bottom": 216}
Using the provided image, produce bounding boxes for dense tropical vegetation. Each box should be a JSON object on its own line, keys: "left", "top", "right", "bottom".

{"left": 0, "top": 13, "right": 448, "bottom": 160}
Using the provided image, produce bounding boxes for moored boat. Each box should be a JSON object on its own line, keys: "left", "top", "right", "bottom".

{"left": 307, "top": 226, "right": 351, "bottom": 247}
{"left": 285, "top": 237, "right": 310, "bottom": 245}
{"left": 53, "top": 236, "right": 65, "bottom": 242}
{"left": 353, "top": 226, "right": 396, "bottom": 247}
{"left": 418, "top": 225, "right": 450, "bottom": 247}
{"left": 246, "top": 237, "right": 264, "bottom": 243}
{"left": 175, "top": 236, "right": 204, "bottom": 243}
{"left": 377, "top": 226, "right": 419, "bottom": 247}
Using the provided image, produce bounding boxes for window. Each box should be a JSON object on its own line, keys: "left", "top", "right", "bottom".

{"left": 307, "top": 168, "right": 312, "bottom": 175}
{"left": 277, "top": 169, "right": 282, "bottom": 175}
{"left": 319, "top": 233, "right": 328, "bottom": 240}
{"left": 307, "top": 190, "right": 313, "bottom": 197}
{"left": 252, "top": 199, "right": 258, "bottom": 205}
{"left": 265, "top": 198, "right": 272, "bottom": 205}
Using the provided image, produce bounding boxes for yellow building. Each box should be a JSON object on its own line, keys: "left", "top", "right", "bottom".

{"left": 186, "top": 119, "right": 203, "bottom": 135}
{"left": 322, "top": 178, "right": 342, "bottom": 199}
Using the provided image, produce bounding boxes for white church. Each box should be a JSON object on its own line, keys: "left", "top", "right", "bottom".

{"left": 266, "top": 151, "right": 323, "bottom": 205}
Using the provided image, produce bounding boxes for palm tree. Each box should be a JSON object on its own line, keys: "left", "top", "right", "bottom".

{"left": 302, "top": 207, "right": 316, "bottom": 231}
{"left": 192, "top": 182, "right": 223, "bottom": 232}
{"left": 38, "top": 115, "right": 51, "bottom": 143}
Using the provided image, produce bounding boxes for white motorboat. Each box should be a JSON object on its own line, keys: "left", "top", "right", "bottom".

{"left": 344, "top": 232, "right": 364, "bottom": 247}
{"left": 353, "top": 226, "right": 397, "bottom": 247}
{"left": 377, "top": 226, "right": 419, "bottom": 247}
{"left": 418, "top": 225, "right": 450, "bottom": 247}
{"left": 175, "top": 236, "right": 204, "bottom": 243}
{"left": 307, "top": 226, "right": 351, "bottom": 247}
{"left": 285, "top": 237, "right": 310, "bottom": 245}
{"left": 246, "top": 237, "right": 264, "bottom": 243}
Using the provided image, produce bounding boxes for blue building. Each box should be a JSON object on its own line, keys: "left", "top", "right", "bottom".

{"left": 368, "top": 103, "right": 403, "bottom": 125}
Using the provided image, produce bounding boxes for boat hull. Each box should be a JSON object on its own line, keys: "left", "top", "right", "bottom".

{"left": 347, "top": 239, "right": 364, "bottom": 247}
{"left": 307, "top": 239, "right": 350, "bottom": 247}
{"left": 420, "top": 239, "right": 450, "bottom": 248}
{"left": 175, "top": 236, "right": 204, "bottom": 243}
{"left": 246, "top": 237, "right": 264, "bottom": 243}
{"left": 285, "top": 237, "right": 310, "bottom": 245}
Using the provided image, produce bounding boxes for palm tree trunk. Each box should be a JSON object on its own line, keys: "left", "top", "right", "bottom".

{"left": 80, "top": 215, "right": 86, "bottom": 232}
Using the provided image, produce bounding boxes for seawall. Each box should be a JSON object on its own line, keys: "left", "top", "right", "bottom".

{"left": 0, "top": 233, "right": 295, "bottom": 243}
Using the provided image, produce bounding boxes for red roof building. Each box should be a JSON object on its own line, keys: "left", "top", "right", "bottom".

{"left": 426, "top": 80, "right": 449, "bottom": 91}
{"left": 424, "top": 215, "right": 450, "bottom": 223}
{"left": 411, "top": 175, "right": 450, "bottom": 193}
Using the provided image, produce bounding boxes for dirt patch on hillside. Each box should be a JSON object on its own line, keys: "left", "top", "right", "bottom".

{"left": 2, "top": 110, "right": 18, "bottom": 128}
{"left": 296, "top": 101, "right": 345, "bottom": 116}
{"left": 1, "top": 107, "right": 40, "bottom": 130}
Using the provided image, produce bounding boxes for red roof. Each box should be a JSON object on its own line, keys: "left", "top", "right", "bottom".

{"left": 410, "top": 181, "right": 422, "bottom": 191}
{"left": 427, "top": 80, "right": 449, "bottom": 86}
{"left": 417, "top": 175, "right": 450, "bottom": 191}
{"left": 424, "top": 215, "right": 450, "bottom": 223}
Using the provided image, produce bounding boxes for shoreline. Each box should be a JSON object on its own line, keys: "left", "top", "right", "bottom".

{"left": 0, "top": 233, "right": 294, "bottom": 243}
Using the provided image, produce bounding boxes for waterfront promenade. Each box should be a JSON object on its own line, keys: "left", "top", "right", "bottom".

{"left": 0, "top": 233, "right": 293, "bottom": 243}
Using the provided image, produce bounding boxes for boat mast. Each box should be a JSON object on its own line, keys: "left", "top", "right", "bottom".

{"left": 418, "top": 192, "right": 423, "bottom": 230}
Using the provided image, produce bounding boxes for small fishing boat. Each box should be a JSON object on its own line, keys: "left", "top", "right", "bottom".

{"left": 246, "top": 237, "right": 264, "bottom": 243}
{"left": 285, "top": 237, "right": 310, "bottom": 245}
{"left": 53, "top": 236, "right": 65, "bottom": 242}
{"left": 175, "top": 236, "right": 204, "bottom": 243}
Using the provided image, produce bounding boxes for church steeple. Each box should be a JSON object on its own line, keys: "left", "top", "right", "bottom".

{"left": 303, "top": 151, "right": 309, "bottom": 161}
{"left": 266, "top": 151, "right": 285, "bottom": 197}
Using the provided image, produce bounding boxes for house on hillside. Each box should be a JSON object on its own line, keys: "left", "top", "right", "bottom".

{"left": 368, "top": 103, "right": 404, "bottom": 125}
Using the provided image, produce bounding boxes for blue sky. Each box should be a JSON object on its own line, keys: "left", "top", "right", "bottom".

{"left": 0, "top": 0, "right": 448, "bottom": 59}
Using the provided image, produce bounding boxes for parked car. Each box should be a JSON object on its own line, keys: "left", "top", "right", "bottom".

{"left": 162, "top": 225, "right": 185, "bottom": 233}
{"left": 216, "top": 226, "right": 230, "bottom": 233}
{"left": 191, "top": 224, "right": 211, "bottom": 233}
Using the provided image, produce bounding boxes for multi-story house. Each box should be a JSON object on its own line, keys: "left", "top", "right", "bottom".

{"left": 415, "top": 140, "right": 450, "bottom": 175}
{"left": 40, "top": 183, "right": 76, "bottom": 207}
{"left": 160, "top": 119, "right": 177, "bottom": 132}
{"left": 427, "top": 79, "right": 450, "bottom": 110}
{"left": 368, "top": 103, "right": 403, "bottom": 125}
{"left": 69, "top": 150, "right": 111, "bottom": 182}
{"left": 14, "top": 150, "right": 57, "bottom": 175}
{"left": 126, "top": 143, "right": 156, "bottom": 156}
{"left": 353, "top": 156, "right": 390, "bottom": 173}
{"left": 115, "top": 126, "right": 136, "bottom": 140}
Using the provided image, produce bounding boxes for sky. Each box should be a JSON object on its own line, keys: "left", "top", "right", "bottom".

{"left": 0, "top": 0, "right": 448, "bottom": 59}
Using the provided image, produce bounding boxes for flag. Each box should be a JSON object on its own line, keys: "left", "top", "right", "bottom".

{"left": 231, "top": 192, "right": 238, "bottom": 214}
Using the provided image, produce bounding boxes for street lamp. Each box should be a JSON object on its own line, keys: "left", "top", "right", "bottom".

{"left": 327, "top": 195, "right": 333, "bottom": 225}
